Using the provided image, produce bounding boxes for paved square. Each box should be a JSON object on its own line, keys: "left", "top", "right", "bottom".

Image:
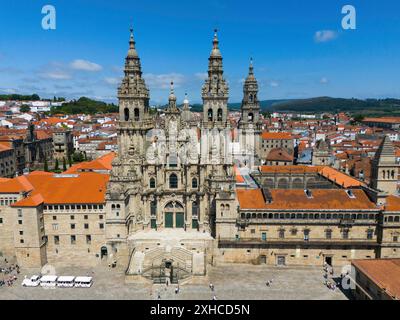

{"left": 0, "top": 264, "right": 347, "bottom": 300}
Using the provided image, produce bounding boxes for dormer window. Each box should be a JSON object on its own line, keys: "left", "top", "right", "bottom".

{"left": 346, "top": 190, "right": 356, "bottom": 199}
{"left": 304, "top": 189, "right": 313, "bottom": 199}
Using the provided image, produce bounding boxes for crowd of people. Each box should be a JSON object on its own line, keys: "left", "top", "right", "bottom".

{"left": 323, "top": 263, "right": 337, "bottom": 291}
{"left": 0, "top": 259, "right": 20, "bottom": 287}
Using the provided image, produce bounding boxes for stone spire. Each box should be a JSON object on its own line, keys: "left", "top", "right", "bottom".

{"left": 118, "top": 28, "right": 149, "bottom": 99}
{"left": 375, "top": 135, "right": 396, "bottom": 165}
{"left": 165, "top": 81, "right": 180, "bottom": 115}
{"left": 183, "top": 93, "right": 190, "bottom": 110}
{"left": 370, "top": 135, "right": 399, "bottom": 195}
{"left": 182, "top": 93, "right": 192, "bottom": 123}
{"left": 127, "top": 28, "right": 138, "bottom": 58}
{"left": 202, "top": 29, "right": 229, "bottom": 127}
{"left": 240, "top": 58, "right": 260, "bottom": 125}
{"left": 210, "top": 29, "right": 222, "bottom": 57}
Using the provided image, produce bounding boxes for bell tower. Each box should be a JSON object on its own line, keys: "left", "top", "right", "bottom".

{"left": 238, "top": 58, "right": 263, "bottom": 165}
{"left": 118, "top": 28, "right": 153, "bottom": 156}
{"left": 371, "top": 135, "right": 399, "bottom": 195}
{"left": 201, "top": 30, "right": 230, "bottom": 129}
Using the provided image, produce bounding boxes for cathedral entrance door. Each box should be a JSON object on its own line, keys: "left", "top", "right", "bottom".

{"left": 176, "top": 213, "right": 184, "bottom": 228}
{"left": 165, "top": 213, "right": 174, "bottom": 228}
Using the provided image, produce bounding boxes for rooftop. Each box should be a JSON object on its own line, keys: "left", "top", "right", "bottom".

{"left": 352, "top": 259, "right": 400, "bottom": 299}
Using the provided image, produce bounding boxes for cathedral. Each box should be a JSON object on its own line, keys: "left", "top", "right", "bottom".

{"left": 105, "top": 29, "right": 241, "bottom": 281}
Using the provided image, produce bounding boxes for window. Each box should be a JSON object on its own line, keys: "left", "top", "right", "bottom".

{"left": 86, "top": 235, "right": 91, "bottom": 244}
{"left": 169, "top": 174, "right": 178, "bottom": 189}
{"left": 52, "top": 224, "right": 58, "bottom": 231}
{"left": 18, "top": 220, "right": 22, "bottom": 225}
{"left": 208, "top": 109, "right": 213, "bottom": 121}
{"left": 84, "top": 223, "right": 89, "bottom": 230}
{"left": 0, "top": 217, "right": 3, "bottom": 224}
{"left": 18, "top": 209, "right": 23, "bottom": 218}
{"left": 151, "top": 201, "right": 157, "bottom": 216}
{"left": 149, "top": 178, "right": 156, "bottom": 189}
{"left": 70, "top": 215, "right": 75, "bottom": 220}
{"left": 367, "top": 229, "right": 374, "bottom": 240}
{"left": 192, "top": 202, "right": 198, "bottom": 217}
{"left": 217, "top": 108, "right": 223, "bottom": 121}
{"left": 84, "top": 215, "right": 88, "bottom": 220}
{"left": 192, "top": 178, "right": 198, "bottom": 189}
{"left": 261, "top": 232, "right": 267, "bottom": 241}
{"left": 71, "top": 235, "right": 76, "bottom": 245}
{"left": 325, "top": 229, "right": 332, "bottom": 239}
{"left": 291, "top": 229, "right": 297, "bottom": 236}
{"left": 124, "top": 108, "right": 129, "bottom": 121}
{"left": 19, "top": 231, "right": 23, "bottom": 235}
{"left": 71, "top": 224, "right": 76, "bottom": 230}
{"left": 99, "top": 223, "right": 104, "bottom": 229}
{"left": 53, "top": 216, "right": 57, "bottom": 221}
{"left": 99, "top": 215, "right": 103, "bottom": 220}
{"left": 304, "top": 230, "right": 310, "bottom": 241}
{"left": 20, "top": 239, "right": 24, "bottom": 244}
{"left": 394, "top": 236, "right": 399, "bottom": 242}
{"left": 279, "top": 230, "right": 285, "bottom": 239}
{"left": 54, "top": 236, "right": 59, "bottom": 245}
{"left": 342, "top": 230, "right": 349, "bottom": 240}
{"left": 134, "top": 108, "right": 140, "bottom": 121}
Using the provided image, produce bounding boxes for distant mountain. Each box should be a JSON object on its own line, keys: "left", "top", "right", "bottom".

{"left": 264, "top": 97, "right": 400, "bottom": 115}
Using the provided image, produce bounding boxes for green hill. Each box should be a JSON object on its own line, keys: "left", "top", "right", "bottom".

{"left": 268, "top": 97, "right": 400, "bottom": 116}
{"left": 50, "top": 97, "right": 118, "bottom": 115}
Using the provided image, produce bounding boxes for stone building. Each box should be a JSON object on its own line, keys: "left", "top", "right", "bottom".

{"left": 312, "top": 139, "right": 332, "bottom": 166}
{"left": 53, "top": 130, "right": 74, "bottom": 160}
{"left": 260, "top": 132, "right": 294, "bottom": 163}
{"left": 0, "top": 143, "right": 15, "bottom": 177}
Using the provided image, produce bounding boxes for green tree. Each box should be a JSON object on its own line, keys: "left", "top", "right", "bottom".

{"left": 62, "top": 157, "right": 67, "bottom": 171}
{"left": 54, "top": 159, "right": 60, "bottom": 172}
{"left": 44, "top": 158, "right": 49, "bottom": 172}
{"left": 67, "top": 153, "right": 73, "bottom": 167}
{"left": 20, "top": 105, "right": 31, "bottom": 113}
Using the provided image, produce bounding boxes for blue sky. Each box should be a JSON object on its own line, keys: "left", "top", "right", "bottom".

{"left": 0, "top": 0, "right": 399, "bottom": 104}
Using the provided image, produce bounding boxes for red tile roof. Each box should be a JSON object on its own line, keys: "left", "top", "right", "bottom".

{"left": 237, "top": 189, "right": 377, "bottom": 210}
{"left": 261, "top": 132, "right": 292, "bottom": 140}
{"left": 352, "top": 259, "right": 400, "bottom": 299}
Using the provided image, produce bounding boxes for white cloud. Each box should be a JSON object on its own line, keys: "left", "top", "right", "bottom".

{"left": 314, "top": 30, "right": 338, "bottom": 43}
{"left": 104, "top": 77, "right": 121, "bottom": 85}
{"left": 269, "top": 81, "right": 279, "bottom": 88}
{"left": 70, "top": 59, "right": 103, "bottom": 72}
{"left": 320, "top": 77, "right": 329, "bottom": 84}
{"left": 194, "top": 72, "right": 208, "bottom": 81}
{"left": 40, "top": 70, "right": 71, "bottom": 80}
{"left": 143, "top": 73, "right": 185, "bottom": 89}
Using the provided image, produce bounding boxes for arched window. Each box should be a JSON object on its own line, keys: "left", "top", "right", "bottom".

{"left": 217, "top": 108, "right": 223, "bottom": 121}
{"left": 208, "top": 109, "right": 213, "bottom": 121}
{"left": 150, "top": 200, "right": 157, "bottom": 216}
{"left": 249, "top": 94, "right": 253, "bottom": 103}
{"left": 192, "top": 202, "right": 198, "bottom": 216}
{"left": 169, "top": 174, "right": 178, "bottom": 189}
{"left": 134, "top": 108, "right": 140, "bottom": 121}
{"left": 192, "top": 178, "right": 198, "bottom": 189}
{"left": 149, "top": 178, "right": 156, "bottom": 189}
{"left": 248, "top": 113, "right": 254, "bottom": 122}
{"left": 124, "top": 108, "right": 129, "bottom": 121}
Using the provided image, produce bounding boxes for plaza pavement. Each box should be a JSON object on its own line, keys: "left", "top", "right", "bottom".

{"left": 0, "top": 264, "right": 348, "bottom": 300}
